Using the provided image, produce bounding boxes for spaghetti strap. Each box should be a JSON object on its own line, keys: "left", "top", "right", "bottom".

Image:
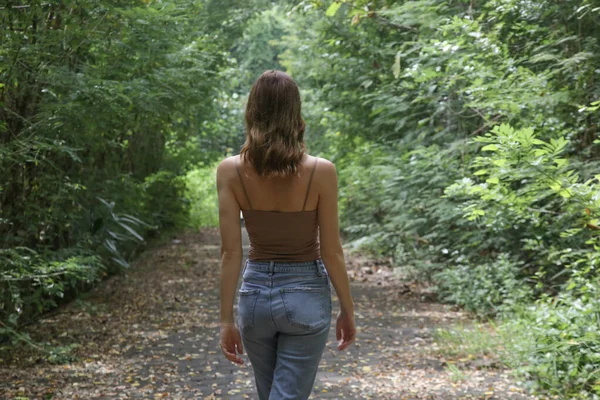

{"left": 235, "top": 157, "right": 253, "bottom": 210}
{"left": 302, "top": 157, "right": 319, "bottom": 211}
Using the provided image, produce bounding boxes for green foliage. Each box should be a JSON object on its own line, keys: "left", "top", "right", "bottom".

{"left": 0, "top": 0, "right": 256, "bottom": 333}
{"left": 273, "top": 1, "right": 600, "bottom": 396}
{"left": 0, "top": 249, "right": 103, "bottom": 328}
{"left": 186, "top": 164, "right": 220, "bottom": 228}
{"left": 429, "top": 124, "right": 600, "bottom": 397}
{"left": 445, "top": 124, "right": 600, "bottom": 293}
{"left": 93, "top": 197, "right": 150, "bottom": 269}
{"left": 231, "top": 6, "right": 291, "bottom": 89}
{"left": 437, "top": 289, "right": 600, "bottom": 397}
{"left": 434, "top": 254, "right": 533, "bottom": 317}
{"left": 45, "top": 343, "right": 81, "bottom": 364}
{"left": 2, "top": 0, "right": 600, "bottom": 395}
{"left": 140, "top": 171, "right": 190, "bottom": 234}
{"left": 502, "top": 283, "right": 600, "bottom": 398}
{"left": 338, "top": 142, "right": 465, "bottom": 282}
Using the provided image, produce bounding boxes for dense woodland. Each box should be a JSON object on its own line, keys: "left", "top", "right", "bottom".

{"left": 2, "top": 0, "right": 600, "bottom": 398}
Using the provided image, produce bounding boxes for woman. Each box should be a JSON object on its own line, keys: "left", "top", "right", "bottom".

{"left": 217, "top": 70, "right": 356, "bottom": 400}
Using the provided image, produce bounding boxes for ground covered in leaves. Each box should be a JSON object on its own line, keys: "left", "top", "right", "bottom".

{"left": 1, "top": 229, "right": 541, "bottom": 399}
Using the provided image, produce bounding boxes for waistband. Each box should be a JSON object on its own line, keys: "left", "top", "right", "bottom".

{"left": 244, "top": 258, "right": 323, "bottom": 273}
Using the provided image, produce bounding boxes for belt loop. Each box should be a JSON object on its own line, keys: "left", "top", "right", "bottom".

{"left": 269, "top": 261, "right": 274, "bottom": 275}
{"left": 314, "top": 259, "right": 322, "bottom": 276}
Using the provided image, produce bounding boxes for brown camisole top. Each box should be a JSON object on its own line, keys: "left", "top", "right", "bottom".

{"left": 236, "top": 157, "right": 321, "bottom": 262}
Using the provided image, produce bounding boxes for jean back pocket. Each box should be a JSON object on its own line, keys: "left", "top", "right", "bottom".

{"left": 279, "top": 286, "right": 331, "bottom": 332}
{"left": 237, "top": 288, "right": 260, "bottom": 333}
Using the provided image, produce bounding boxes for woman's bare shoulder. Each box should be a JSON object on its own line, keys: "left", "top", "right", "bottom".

{"left": 310, "top": 155, "right": 336, "bottom": 185}
{"left": 216, "top": 155, "right": 240, "bottom": 181}
{"left": 218, "top": 154, "right": 239, "bottom": 167}
{"left": 313, "top": 156, "right": 334, "bottom": 169}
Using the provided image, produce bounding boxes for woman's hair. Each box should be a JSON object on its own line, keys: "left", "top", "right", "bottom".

{"left": 241, "top": 70, "right": 306, "bottom": 178}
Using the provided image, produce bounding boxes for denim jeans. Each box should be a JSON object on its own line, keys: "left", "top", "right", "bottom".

{"left": 237, "top": 259, "right": 333, "bottom": 400}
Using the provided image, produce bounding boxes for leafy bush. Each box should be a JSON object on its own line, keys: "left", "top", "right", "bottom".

{"left": 444, "top": 124, "right": 600, "bottom": 293}
{"left": 141, "top": 171, "right": 190, "bottom": 234}
{"left": 440, "top": 123, "right": 600, "bottom": 397}
{"left": 0, "top": 248, "right": 103, "bottom": 329}
{"left": 434, "top": 277, "right": 600, "bottom": 398}
{"left": 339, "top": 142, "right": 465, "bottom": 282}
{"left": 91, "top": 197, "right": 151, "bottom": 270}
{"left": 434, "top": 254, "right": 533, "bottom": 317}
{"left": 501, "top": 280, "right": 600, "bottom": 398}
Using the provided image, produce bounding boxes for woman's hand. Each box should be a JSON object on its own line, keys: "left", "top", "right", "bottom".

{"left": 219, "top": 322, "right": 244, "bottom": 365}
{"left": 336, "top": 311, "right": 356, "bottom": 351}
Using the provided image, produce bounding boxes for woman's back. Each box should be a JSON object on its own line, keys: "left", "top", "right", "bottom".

{"left": 235, "top": 155, "right": 321, "bottom": 262}
{"left": 234, "top": 155, "right": 319, "bottom": 213}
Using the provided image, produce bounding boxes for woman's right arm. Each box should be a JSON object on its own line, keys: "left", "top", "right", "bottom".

{"left": 317, "top": 159, "right": 356, "bottom": 350}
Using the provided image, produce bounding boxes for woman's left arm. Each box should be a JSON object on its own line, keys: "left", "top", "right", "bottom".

{"left": 216, "top": 158, "right": 244, "bottom": 364}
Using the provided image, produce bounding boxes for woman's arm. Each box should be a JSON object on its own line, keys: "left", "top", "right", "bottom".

{"left": 217, "top": 158, "right": 243, "bottom": 323}
{"left": 216, "top": 157, "right": 244, "bottom": 364}
{"left": 317, "top": 159, "right": 355, "bottom": 349}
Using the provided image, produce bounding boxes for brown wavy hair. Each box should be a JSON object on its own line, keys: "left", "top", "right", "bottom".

{"left": 240, "top": 70, "right": 306, "bottom": 178}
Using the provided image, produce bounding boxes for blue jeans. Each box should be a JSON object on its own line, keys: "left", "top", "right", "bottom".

{"left": 237, "top": 259, "right": 333, "bottom": 400}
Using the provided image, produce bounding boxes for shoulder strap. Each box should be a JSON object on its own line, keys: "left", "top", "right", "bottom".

{"left": 302, "top": 157, "right": 319, "bottom": 211}
{"left": 235, "top": 157, "right": 253, "bottom": 210}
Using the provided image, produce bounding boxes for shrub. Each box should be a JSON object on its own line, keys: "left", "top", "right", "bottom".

{"left": 0, "top": 248, "right": 103, "bottom": 331}
{"left": 501, "top": 279, "right": 600, "bottom": 398}
{"left": 434, "top": 254, "right": 533, "bottom": 317}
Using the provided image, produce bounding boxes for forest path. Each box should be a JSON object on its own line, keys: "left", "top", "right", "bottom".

{"left": 1, "top": 229, "right": 538, "bottom": 399}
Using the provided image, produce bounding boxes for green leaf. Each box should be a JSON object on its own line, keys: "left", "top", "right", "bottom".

{"left": 558, "top": 189, "right": 571, "bottom": 199}
{"left": 555, "top": 158, "right": 568, "bottom": 168}
{"left": 393, "top": 51, "right": 401, "bottom": 79}
{"left": 481, "top": 144, "right": 499, "bottom": 152}
{"left": 551, "top": 137, "right": 568, "bottom": 154}
{"left": 117, "top": 222, "right": 144, "bottom": 242}
{"left": 326, "top": 2, "right": 342, "bottom": 17}
{"left": 474, "top": 169, "right": 488, "bottom": 176}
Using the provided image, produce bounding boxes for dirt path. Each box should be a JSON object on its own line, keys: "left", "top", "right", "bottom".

{"left": 0, "top": 230, "right": 538, "bottom": 399}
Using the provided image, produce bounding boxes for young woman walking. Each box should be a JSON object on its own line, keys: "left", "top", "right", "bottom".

{"left": 217, "top": 70, "right": 356, "bottom": 400}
